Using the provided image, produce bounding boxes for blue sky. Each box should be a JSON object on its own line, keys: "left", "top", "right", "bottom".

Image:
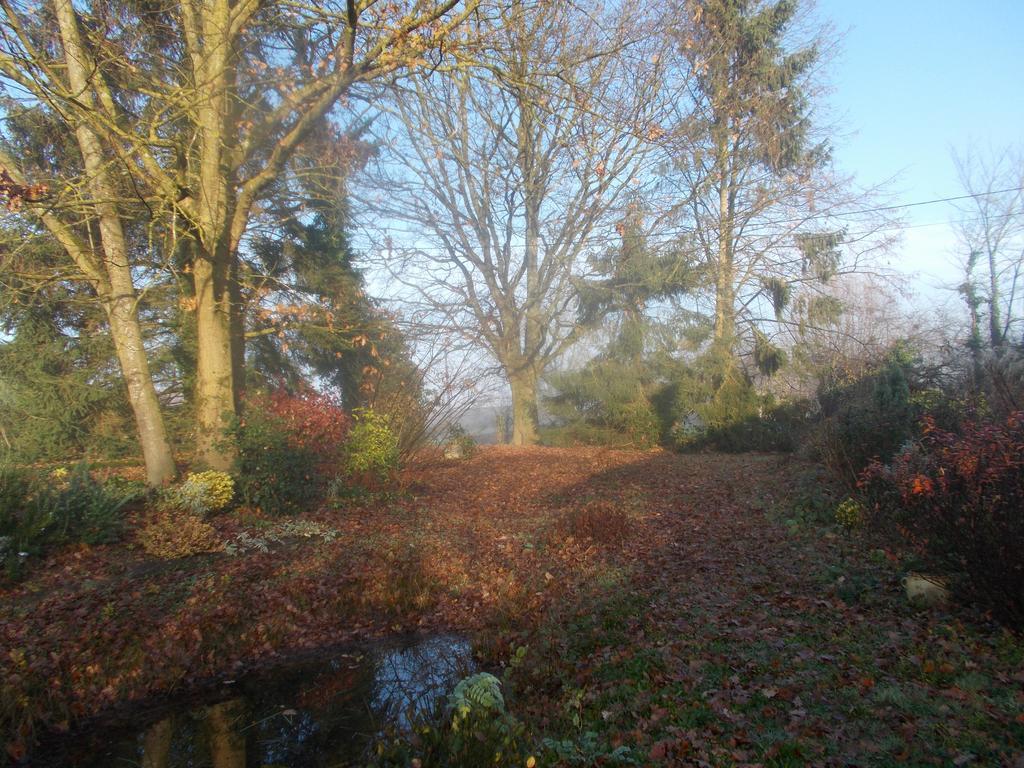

{"left": 816, "top": 0, "right": 1024, "bottom": 295}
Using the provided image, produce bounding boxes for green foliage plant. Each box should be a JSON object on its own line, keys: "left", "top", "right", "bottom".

{"left": 41, "top": 463, "right": 132, "bottom": 545}
{"left": 233, "top": 405, "right": 322, "bottom": 515}
{"left": 664, "top": 351, "right": 804, "bottom": 453}
{"left": 0, "top": 463, "right": 134, "bottom": 579}
{"left": 344, "top": 408, "right": 399, "bottom": 486}
{"left": 812, "top": 345, "right": 919, "bottom": 484}
{"left": 546, "top": 361, "right": 662, "bottom": 449}
{"left": 371, "top": 671, "right": 530, "bottom": 768}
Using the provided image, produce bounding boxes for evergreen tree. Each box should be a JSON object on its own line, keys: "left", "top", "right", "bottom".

{"left": 0, "top": 229, "right": 134, "bottom": 461}
{"left": 546, "top": 210, "right": 697, "bottom": 447}
{"left": 669, "top": 0, "right": 837, "bottom": 362}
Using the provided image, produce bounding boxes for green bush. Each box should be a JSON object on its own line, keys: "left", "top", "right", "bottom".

{"left": 0, "top": 463, "right": 134, "bottom": 579}
{"left": 0, "top": 464, "right": 45, "bottom": 577}
{"left": 661, "top": 351, "right": 807, "bottom": 453}
{"left": 658, "top": 352, "right": 747, "bottom": 451}
{"left": 344, "top": 408, "right": 399, "bottom": 485}
{"left": 672, "top": 399, "right": 808, "bottom": 453}
{"left": 540, "top": 423, "right": 636, "bottom": 448}
{"left": 41, "top": 464, "right": 132, "bottom": 545}
{"left": 233, "top": 408, "right": 322, "bottom": 515}
{"left": 811, "top": 349, "right": 920, "bottom": 485}
{"left": 0, "top": 464, "right": 34, "bottom": 530}
{"left": 371, "top": 672, "right": 530, "bottom": 768}
{"left": 546, "top": 362, "right": 662, "bottom": 449}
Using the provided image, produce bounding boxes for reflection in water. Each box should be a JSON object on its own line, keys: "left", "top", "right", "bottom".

{"left": 141, "top": 717, "right": 172, "bottom": 768}
{"left": 30, "top": 634, "right": 473, "bottom": 767}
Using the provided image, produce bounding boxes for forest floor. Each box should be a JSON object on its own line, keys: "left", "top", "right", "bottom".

{"left": 2, "top": 447, "right": 1023, "bottom": 766}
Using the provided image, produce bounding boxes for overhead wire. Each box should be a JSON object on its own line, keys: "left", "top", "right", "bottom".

{"left": 356, "top": 185, "right": 1024, "bottom": 255}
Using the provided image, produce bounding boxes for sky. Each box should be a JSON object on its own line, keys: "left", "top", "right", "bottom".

{"left": 815, "top": 0, "right": 1024, "bottom": 303}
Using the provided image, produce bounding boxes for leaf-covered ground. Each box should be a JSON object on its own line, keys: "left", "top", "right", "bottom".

{"left": 3, "top": 447, "right": 1023, "bottom": 765}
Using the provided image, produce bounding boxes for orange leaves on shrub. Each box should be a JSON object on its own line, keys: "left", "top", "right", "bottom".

{"left": 859, "top": 411, "right": 1024, "bottom": 627}
{"left": 137, "top": 512, "right": 221, "bottom": 559}
{"left": 910, "top": 475, "right": 933, "bottom": 496}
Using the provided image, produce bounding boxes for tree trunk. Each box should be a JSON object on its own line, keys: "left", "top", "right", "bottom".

{"left": 229, "top": 261, "right": 246, "bottom": 413}
{"left": 193, "top": 254, "right": 237, "bottom": 471}
{"left": 987, "top": 249, "right": 1005, "bottom": 351}
{"left": 54, "top": 0, "right": 175, "bottom": 486}
{"left": 964, "top": 251, "right": 985, "bottom": 386}
{"left": 191, "top": 0, "right": 240, "bottom": 471}
{"left": 713, "top": 152, "right": 735, "bottom": 355}
{"left": 103, "top": 288, "right": 178, "bottom": 486}
{"left": 509, "top": 368, "right": 539, "bottom": 446}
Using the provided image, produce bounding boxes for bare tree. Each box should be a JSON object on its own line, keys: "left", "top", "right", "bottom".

{"left": 953, "top": 145, "right": 1024, "bottom": 352}
{"left": 362, "top": 0, "right": 671, "bottom": 443}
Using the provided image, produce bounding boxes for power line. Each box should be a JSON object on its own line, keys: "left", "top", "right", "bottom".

{"left": 357, "top": 186, "right": 1024, "bottom": 257}
{"left": 775, "top": 185, "right": 1024, "bottom": 223}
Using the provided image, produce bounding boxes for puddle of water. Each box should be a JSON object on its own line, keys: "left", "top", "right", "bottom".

{"left": 28, "top": 634, "right": 474, "bottom": 767}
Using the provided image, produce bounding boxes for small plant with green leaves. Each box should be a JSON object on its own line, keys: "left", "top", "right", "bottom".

{"left": 344, "top": 408, "right": 400, "bottom": 486}
{"left": 371, "top": 671, "right": 530, "bottom": 768}
{"left": 834, "top": 497, "right": 865, "bottom": 529}
{"left": 542, "top": 731, "right": 640, "bottom": 766}
{"left": 223, "top": 519, "right": 339, "bottom": 556}
{"left": 448, "top": 672, "right": 505, "bottom": 727}
{"left": 1, "top": 463, "right": 134, "bottom": 579}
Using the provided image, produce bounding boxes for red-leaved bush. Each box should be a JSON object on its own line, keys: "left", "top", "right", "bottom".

{"left": 246, "top": 388, "right": 350, "bottom": 468}
{"left": 234, "top": 388, "right": 351, "bottom": 514}
{"left": 859, "top": 412, "right": 1024, "bottom": 628}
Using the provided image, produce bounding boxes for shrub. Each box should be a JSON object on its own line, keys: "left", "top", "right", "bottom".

{"left": 812, "top": 350, "right": 919, "bottom": 485}
{"left": 0, "top": 465, "right": 44, "bottom": 578}
{"left": 373, "top": 672, "right": 529, "bottom": 768}
{"left": 672, "top": 399, "right": 808, "bottom": 453}
{"left": 540, "top": 423, "right": 635, "bottom": 448}
{"left": 233, "top": 389, "right": 340, "bottom": 515}
{"left": 167, "top": 470, "right": 234, "bottom": 516}
{"left": 660, "top": 352, "right": 806, "bottom": 453}
{"left": 859, "top": 412, "right": 1024, "bottom": 627}
{"left": 254, "top": 388, "right": 351, "bottom": 469}
{"left": 138, "top": 511, "right": 221, "bottom": 559}
{"left": 41, "top": 463, "right": 132, "bottom": 545}
{"left": 0, "top": 463, "right": 134, "bottom": 578}
{"left": 834, "top": 497, "right": 865, "bottom": 529}
{"left": 0, "top": 464, "right": 34, "bottom": 530}
{"left": 546, "top": 362, "right": 662, "bottom": 449}
{"left": 344, "top": 408, "right": 399, "bottom": 485}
